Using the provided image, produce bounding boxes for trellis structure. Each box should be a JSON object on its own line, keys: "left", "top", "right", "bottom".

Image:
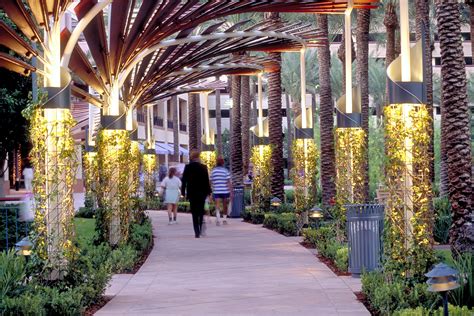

{"left": 0, "top": 0, "right": 378, "bottom": 260}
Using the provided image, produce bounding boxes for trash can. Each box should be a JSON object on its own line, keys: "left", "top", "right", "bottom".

{"left": 346, "top": 204, "right": 384, "bottom": 277}
{"left": 230, "top": 186, "right": 244, "bottom": 218}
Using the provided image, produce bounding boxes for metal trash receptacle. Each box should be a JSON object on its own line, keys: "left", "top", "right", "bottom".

{"left": 230, "top": 186, "right": 244, "bottom": 218}
{"left": 346, "top": 204, "right": 384, "bottom": 277}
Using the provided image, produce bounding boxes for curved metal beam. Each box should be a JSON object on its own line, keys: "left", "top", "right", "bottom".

{"left": 61, "top": 0, "right": 112, "bottom": 68}
{"left": 118, "top": 30, "right": 307, "bottom": 88}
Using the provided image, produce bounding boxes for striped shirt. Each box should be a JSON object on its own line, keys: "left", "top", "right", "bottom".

{"left": 210, "top": 166, "right": 231, "bottom": 194}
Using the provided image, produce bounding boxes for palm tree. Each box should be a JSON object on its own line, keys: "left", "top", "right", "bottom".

{"left": 231, "top": 73, "right": 243, "bottom": 187}
{"left": 266, "top": 12, "right": 285, "bottom": 200}
{"left": 415, "top": 0, "right": 434, "bottom": 184}
{"left": 317, "top": 14, "right": 336, "bottom": 207}
{"left": 196, "top": 95, "right": 202, "bottom": 152}
{"left": 215, "top": 87, "right": 223, "bottom": 156}
{"left": 172, "top": 96, "right": 179, "bottom": 162}
{"left": 384, "top": 1, "right": 399, "bottom": 105}
{"left": 436, "top": 1, "right": 473, "bottom": 254}
{"left": 188, "top": 93, "right": 198, "bottom": 150}
{"left": 356, "top": 8, "right": 370, "bottom": 202}
{"left": 241, "top": 75, "right": 251, "bottom": 176}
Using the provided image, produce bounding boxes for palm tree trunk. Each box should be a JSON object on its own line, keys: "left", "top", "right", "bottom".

{"left": 436, "top": 1, "right": 473, "bottom": 254}
{"left": 285, "top": 93, "right": 293, "bottom": 173}
{"left": 196, "top": 94, "right": 202, "bottom": 151}
{"left": 188, "top": 93, "right": 198, "bottom": 150}
{"left": 415, "top": 0, "right": 435, "bottom": 185}
{"left": 337, "top": 27, "right": 356, "bottom": 94}
{"left": 215, "top": 89, "right": 223, "bottom": 156}
{"left": 172, "top": 96, "right": 179, "bottom": 162}
{"left": 231, "top": 75, "right": 243, "bottom": 187}
{"left": 317, "top": 14, "right": 336, "bottom": 207}
{"left": 384, "top": 1, "right": 398, "bottom": 106}
{"left": 356, "top": 8, "right": 370, "bottom": 202}
{"left": 241, "top": 76, "right": 251, "bottom": 176}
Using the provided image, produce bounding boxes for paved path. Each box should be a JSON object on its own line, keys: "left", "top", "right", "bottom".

{"left": 97, "top": 211, "right": 368, "bottom": 316}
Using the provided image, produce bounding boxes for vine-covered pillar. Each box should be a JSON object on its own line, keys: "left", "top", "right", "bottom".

{"left": 199, "top": 91, "right": 217, "bottom": 170}
{"left": 83, "top": 132, "right": 98, "bottom": 210}
{"left": 384, "top": 0, "right": 433, "bottom": 278}
{"left": 29, "top": 21, "right": 78, "bottom": 272}
{"left": 335, "top": 3, "right": 366, "bottom": 209}
{"left": 250, "top": 73, "right": 273, "bottom": 211}
{"left": 96, "top": 109, "right": 132, "bottom": 246}
{"left": 291, "top": 48, "right": 318, "bottom": 230}
{"left": 144, "top": 103, "right": 157, "bottom": 202}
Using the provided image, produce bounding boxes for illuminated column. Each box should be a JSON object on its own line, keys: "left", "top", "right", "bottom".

{"left": 249, "top": 73, "right": 273, "bottom": 210}
{"left": 292, "top": 49, "right": 318, "bottom": 216}
{"left": 334, "top": 0, "right": 366, "bottom": 206}
{"left": 96, "top": 110, "right": 131, "bottom": 246}
{"left": 144, "top": 104, "right": 157, "bottom": 201}
{"left": 384, "top": 0, "right": 432, "bottom": 275}
{"left": 200, "top": 91, "right": 216, "bottom": 170}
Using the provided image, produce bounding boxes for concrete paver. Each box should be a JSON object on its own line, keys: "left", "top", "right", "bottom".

{"left": 97, "top": 211, "right": 368, "bottom": 316}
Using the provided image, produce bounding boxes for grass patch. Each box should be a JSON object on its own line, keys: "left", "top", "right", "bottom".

{"left": 74, "top": 218, "right": 96, "bottom": 248}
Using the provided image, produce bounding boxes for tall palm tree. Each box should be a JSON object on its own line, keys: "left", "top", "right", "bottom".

{"left": 317, "top": 14, "right": 336, "bottom": 206}
{"left": 196, "top": 94, "right": 202, "bottom": 152}
{"left": 383, "top": 1, "right": 398, "bottom": 105}
{"left": 188, "top": 93, "right": 198, "bottom": 150}
{"left": 215, "top": 87, "right": 223, "bottom": 156}
{"left": 415, "top": 0, "right": 434, "bottom": 184}
{"left": 172, "top": 96, "right": 179, "bottom": 162}
{"left": 241, "top": 75, "right": 251, "bottom": 176}
{"left": 436, "top": 1, "right": 473, "bottom": 254}
{"left": 231, "top": 74, "right": 243, "bottom": 186}
{"left": 356, "top": 9, "right": 370, "bottom": 202}
{"left": 266, "top": 12, "right": 285, "bottom": 200}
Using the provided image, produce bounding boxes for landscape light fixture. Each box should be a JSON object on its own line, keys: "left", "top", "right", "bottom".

{"left": 15, "top": 237, "right": 33, "bottom": 257}
{"left": 426, "top": 263, "right": 460, "bottom": 316}
{"left": 271, "top": 197, "right": 282, "bottom": 208}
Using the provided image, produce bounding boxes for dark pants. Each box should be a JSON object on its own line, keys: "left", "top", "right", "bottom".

{"left": 190, "top": 198, "right": 205, "bottom": 237}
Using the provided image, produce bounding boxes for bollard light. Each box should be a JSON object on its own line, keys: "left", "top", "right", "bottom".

{"left": 425, "top": 263, "right": 460, "bottom": 316}
{"left": 15, "top": 237, "right": 33, "bottom": 257}
{"left": 270, "top": 197, "right": 281, "bottom": 208}
{"left": 309, "top": 205, "right": 323, "bottom": 229}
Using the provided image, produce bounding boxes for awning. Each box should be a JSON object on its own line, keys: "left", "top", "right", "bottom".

{"left": 155, "top": 142, "right": 189, "bottom": 156}
{"left": 138, "top": 142, "right": 168, "bottom": 155}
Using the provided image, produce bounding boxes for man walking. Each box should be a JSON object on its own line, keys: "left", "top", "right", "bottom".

{"left": 210, "top": 157, "right": 232, "bottom": 225}
{"left": 181, "top": 150, "right": 211, "bottom": 238}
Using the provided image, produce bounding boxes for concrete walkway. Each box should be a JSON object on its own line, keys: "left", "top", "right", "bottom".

{"left": 97, "top": 211, "right": 368, "bottom": 315}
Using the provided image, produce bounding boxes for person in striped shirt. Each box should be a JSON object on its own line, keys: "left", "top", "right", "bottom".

{"left": 210, "top": 157, "right": 232, "bottom": 226}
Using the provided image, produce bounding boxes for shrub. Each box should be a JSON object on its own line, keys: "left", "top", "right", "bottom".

{"left": 241, "top": 207, "right": 252, "bottom": 221}
{"left": 284, "top": 189, "right": 294, "bottom": 204}
{"left": 274, "top": 203, "right": 295, "bottom": 214}
{"left": 263, "top": 213, "right": 297, "bottom": 236}
{"left": 302, "top": 228, "right": 318, "bottom": 246}
{"left": 335, "top": 246, "right": 348, "bottom": 271}
{"left": 177, "top": 201, "right": 190, "bottom": 213}
{"left": 110, "top": 245, "right": 138, "bottom": 273}
{"left": 394, "top": 305, "right": 473, "bottom": 316}
{"left": 251, "top": 211, "right": 265, "bottom": 224}
{"left": 129, "top": 218, "right": 153, "bottom": 253}
{"left": 433, "top": 197, "right": 451, "bottom": 244}
{"left": 0, "top": 250, "right": 27, "bottom": 301}
{"left": 361, "top": 271, "right": 438, "bottom": 315}
{"left": 75, "top": 206, "right": 95, "bottom": 218}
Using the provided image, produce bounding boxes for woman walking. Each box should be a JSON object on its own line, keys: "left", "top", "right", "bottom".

{"left": 161, "top": 167, "right": 181, "bottom": 225}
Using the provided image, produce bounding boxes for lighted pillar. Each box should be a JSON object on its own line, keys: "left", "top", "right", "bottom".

{"left": 32, "top": 21, "right": 77, "bottom": 269}
{"left": 384, "top": 0, "right": 432, "bottom": 275}
{"left": 249, "top": 72, "right": 272, "bottom": 210}
{"left": 143, "top": 104, "right": 157, "bottom": 201}
{"left": 334, "top": 1, "right": 366, "bottom": 205}
{"left": 292, "top": 49, "right": 318, "bottom": 216}
{"left": 200, "top": 91, "right": 216, "bottom": 170}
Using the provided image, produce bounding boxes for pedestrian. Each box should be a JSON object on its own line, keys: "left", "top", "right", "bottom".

{"left": 161, "top": 167, "right": 181, "bottom": 225}
{"left": 22, "top": 164, "right": 33, "bottom": 191}
{"left": 210, "top": 156, "right": 232, "bottom": 226}
{"left": 181, "top": 150, "right": 211, "bottom": 238}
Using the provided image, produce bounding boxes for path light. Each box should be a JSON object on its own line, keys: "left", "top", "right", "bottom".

{"left": 271, "top": 197, "right": 282, "bottom": 208}
{"left": 15, "top": 237, "right": 33, "bottom": 257}
{"left": 425, "top": 263, "right": 460, "bottom": 316}
{"left": 309, "top": 205, "right": 323, "bottom": 228}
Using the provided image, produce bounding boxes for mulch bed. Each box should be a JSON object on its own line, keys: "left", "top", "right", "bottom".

{"left": 84, "top": 296, "right": 113, "bottom": 316}
{"left": 84, "top": 235, "right": 156, "bottom": 314}
{"left": 355, "top": 291, "right": 379, "bottom": 316}
{"left": 300, "top": 241, "right": 315, "bottom": 249}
